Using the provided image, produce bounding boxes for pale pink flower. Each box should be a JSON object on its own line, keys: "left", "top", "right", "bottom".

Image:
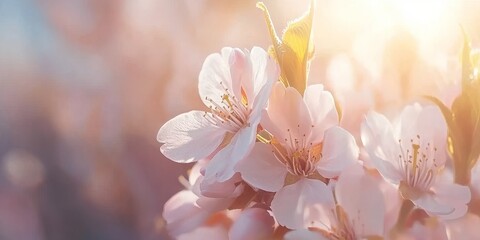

{"left": 228, "top": 208, "right": 275, "bottom": 240}
{"left": 190, "top": 159, "right": 244, "bottom": 199}
{"left": 236, "top": 82, "right": 358, "bottom": 229}
{"left": 162, "top": 161, "right": 240, "bottom": 237}
{"left": 316, "top": 164, "right": 385, "bottom": 239}
{"left": 361, "top": 103, "right": 471, "bottom": 219}
{"left": 157, "top": 47, "right": 279, "bottom": 182}
{"left": 284, "top": 164, "right": 385, "bottom": 239}
{"left": 163, "top": 190, "right": 213, "bottom": 237}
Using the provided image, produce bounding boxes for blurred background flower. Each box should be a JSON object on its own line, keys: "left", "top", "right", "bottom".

{"left": 1, "top": 0, "right": 480, "bottom": 239}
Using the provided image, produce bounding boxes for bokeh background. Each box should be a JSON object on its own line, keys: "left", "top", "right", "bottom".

{"left": 1, "top": 0, "right": 480, "bottom": 239}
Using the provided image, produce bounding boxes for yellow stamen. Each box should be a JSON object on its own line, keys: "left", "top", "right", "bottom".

{"left": 411, "top": 143, "right": 420, "bottom": 175}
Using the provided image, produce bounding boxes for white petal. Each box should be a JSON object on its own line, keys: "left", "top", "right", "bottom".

{"left": 430, "top": 174, "right": 471, "bottom": 220}
{"left": 271, "top": 178, "right": 334, "bottom": 229}
{"left": 231, "top": 125, "right": 258, "bottom": 166}
{"left": 415, "top": 105, "right": 448, "bottom": 167}
{"left": 249, "top": 47, "right": 279, "bottom": 121}
{"left": 399, "top": 103, "right": 422, "bottom": 142}
{"left": 361, "top": 111, "right": 403, "bottom": 184}
{"left": 251, "top": 47, "right": 279, "bottom": 97}
{"left": 158, "top": 111, "right": 225, "bottom": 163}
{"left": 235, "top": 142, "right": 287, "bottom": 192}
{"left": 335, "top": 164, "right": 385, "bottom": 237}
{"left": 317, "top": 126, "right": 358, "bottom": 178}
{"left": 413, "top": 193, "right": 454, "bottom": 217}
{"left": 203, "top": 125, "right": 257, "bottom": 183}
{"left": 198, "top": 49, "right": 234, "bottom": 107}
{"left": 303, "top": 84, "right": 339, "bottom": 143}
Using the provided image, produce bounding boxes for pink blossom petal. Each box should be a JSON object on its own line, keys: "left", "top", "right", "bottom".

{"left": 163, "top": 190, "right": 210, "bottom": 237}
{"left": 228, "top": 208, "right": 275, "bottom": 240}
{"left": 271, "top": 178, "right": 334, "bottom": 229}
{"left": 262, "top": 82, "right": 311, "bottom": 142}
{"left": 195, "top": 194, "right": 236, "bottom": 213}
{"left": 413, "top": 193, "right": 454, "bottom": 217}
{"left": 399, "top": 103, "right": 422, "bottom": 141}
{"left": 317, "top": 126, "right": 358, "bottom": 178}
{"left": 284, "top": 229, "right": 328, "bottom": 240}
{"left": 407, "top": 221, "right": 448, "bottom": 240}
{"left": 199, "top": 173, "right": 243, "bottom": 199}
{"left": 251, "top": 47, "right": 279, "bottom": 100}
{"left": 203, "top": 125, "right": 257, "bottom": 182}
{"left": 249, "top": 48, "right": 279, "bottom": 121}
{"left": 198, "top": 48, "right": 234, "bottom": 106}
{"left": 177, "top": 225, "right": 229, "bottom": 240}
{"left": 335, "top": 164, "right": 385, "bottom": 237}
{"left": 415, "top": 105, "right": 448, "bottom": 167}
{"left": 431, "top": 174, "right": 471, "bottom": 220}
{"left": 235, "top": 143, "right": 288, "bottom": 192}
{"left": 227, "top": 48, "right": 248, "bottom": 99}
{"left": 158, "top": 111, "right": 225, "bottom": 163}
{"left": 361, "top": 111, "right": 403, "bottom": 184}
{"left": 303, "top": 84, "right": 338, "bottom": 143}
{"left": 445, "top": 213, "right": 480, "bottom": 240}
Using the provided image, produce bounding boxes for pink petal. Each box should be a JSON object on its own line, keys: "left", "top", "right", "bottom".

{"left": 198, "top": 48, "right": 235, "bottom": 106}
{"left": 415, "top": 105, "right": 448, "bottom": 167}
{"left": 361, "top": 111, "right": 403, "bottom": 184}
{"left": 398, "top": 103, "right": 422, "bottom": 141}
{"left": 158, "top": 111, "right": 225, "bottom": 163}
{"left": 271, "top": 178, "right": 334, "bottom": 229}
{"left": 262, "top": 82, "right": 311, "bottom": 143}
{"left": 177, "top": 225, "right": 229, "bottom": 240}
{"left": 284, "top": 230, "right": 328, "bottom": 240}
{"left": 227, "top": 48, "right": 249, "bottom": 99}
{"left": 431, "top": 174, "right": 471, "bottom": 220}
{"left": 445, "top": 213, "right": 480, "bottom": 240}
{"left": 235, "top": 143, "right": 288, "bottom": 192}
{"left": 199, "top": 173, "right": 243, "bottom": 199}
{"left": 228, "top": 208, "right": 275, "bottom": 240}
{"left": 317, "top": 126, "right": 358, "bottom": 178}
{"left": 413, "top": 193, "right": 454, "bottom": 217}
{"left": 303, "top": 84, "right": 339, "bottom": 143}
{"left": 335, "top": 164, "right": 385, "bottom": 237}
{"left": 249, "top": 47, "right": 279, "bottom": 121}
{"left": 163, "top": 190, "right": 210, "bottom": 237}
{"left": 203, "top": 125, "right": 257, "bottom": 183}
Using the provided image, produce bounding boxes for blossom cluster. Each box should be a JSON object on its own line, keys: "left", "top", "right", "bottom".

{"left": 157, "top": 2, "right": 480, "bottom": 239}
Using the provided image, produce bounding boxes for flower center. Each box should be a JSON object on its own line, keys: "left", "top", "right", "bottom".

{"left": 270, "top": 126, "right": 322, "bottom": 177}
{"left": 397, "top": 134, "right": 439, "bottom": 196}
{"left": 204, "top": 82, "right": 251, "bottom": 132}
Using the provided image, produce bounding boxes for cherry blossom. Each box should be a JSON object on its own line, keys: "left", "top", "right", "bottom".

{"left": 361, "top": 103, "right": 471, "bottom": 219}
{"left": 283, "top": 164, "right": 385, "bottom": 239}
{"left": 157, "top": 47, "right": 279, "bottom": 183}
{"left": 236, "top": 82, "right": 358, "bottom": 229}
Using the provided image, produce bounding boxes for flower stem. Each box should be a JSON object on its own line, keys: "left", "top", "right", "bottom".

{"left": 390, "top": 199, "right": 414, "bottom": 237}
